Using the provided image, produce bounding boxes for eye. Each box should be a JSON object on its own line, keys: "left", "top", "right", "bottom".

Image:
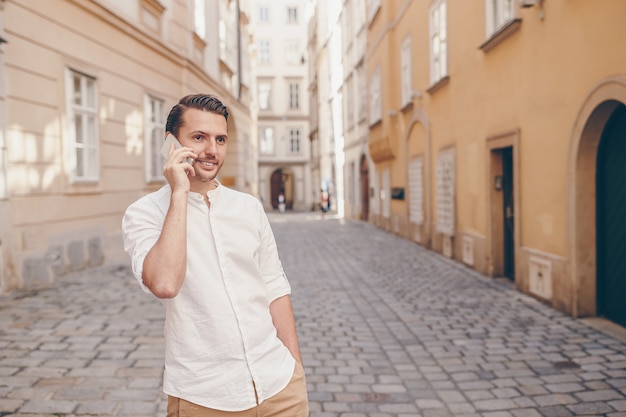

{"left": 217, "top": 136, "right": 227, "bottom": 144}
{"left": 193, "top": 134, "right": 203, "bottom": 141}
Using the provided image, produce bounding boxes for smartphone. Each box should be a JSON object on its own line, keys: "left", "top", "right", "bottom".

{"left": 160, "top": 133, "right": 194, "bottom": 164}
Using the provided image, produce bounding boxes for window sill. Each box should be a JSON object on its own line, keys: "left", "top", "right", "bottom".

{"left": 479, "top": 18, "right": 522, "bottom": 53}
{"left": 401, "top": 101, "right": 414, "bottom": 113}
{"left": 427, "top": 75, "right": 450, "bottom": 95}
{"left": 369, "top": 119, "right": 382, "bottom": 129}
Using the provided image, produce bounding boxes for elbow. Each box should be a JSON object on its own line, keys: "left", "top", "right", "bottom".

{"left": 152, "top": 285, "right": 180, "bottom": 299}
{"left": 143, "top": 275, "right": 182, "bottom": 299}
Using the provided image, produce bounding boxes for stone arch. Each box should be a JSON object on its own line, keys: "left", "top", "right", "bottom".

{"left": 568, "top": 76, "right": 626, "bottom": 317}
{"left": 403, "top": 106, "right": 432, "bottom": 246}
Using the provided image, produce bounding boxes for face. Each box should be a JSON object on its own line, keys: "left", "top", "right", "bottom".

{"left": 177, "top": 108, "right": 228, "bottom": 192}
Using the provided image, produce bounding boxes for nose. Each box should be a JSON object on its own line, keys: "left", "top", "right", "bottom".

{"left": 204, "top": 138, "right": 217, "bottom": 156}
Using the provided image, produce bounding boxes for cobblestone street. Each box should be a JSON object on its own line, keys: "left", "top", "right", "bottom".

{"left": 1, "top": 213, "right": 626, "bottom": 416}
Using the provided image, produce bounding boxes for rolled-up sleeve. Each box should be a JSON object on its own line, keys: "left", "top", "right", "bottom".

{"left": 122, "top": 197, "right": 165, "bottom": 293}
{"left": 257, "top": 203, "right": 291, "bottom": 302}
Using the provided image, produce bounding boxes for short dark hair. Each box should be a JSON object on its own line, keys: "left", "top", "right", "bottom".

{"left": 165, "top": 94, "right": 229, "bottom": 138}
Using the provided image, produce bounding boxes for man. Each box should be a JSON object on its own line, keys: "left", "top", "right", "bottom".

{"left": 122, "top": 94, "right": 308, "bottom": 416}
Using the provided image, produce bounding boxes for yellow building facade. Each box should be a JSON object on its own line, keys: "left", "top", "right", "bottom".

{"left": 366, "top": 0, "right": 626, "bottom": 327}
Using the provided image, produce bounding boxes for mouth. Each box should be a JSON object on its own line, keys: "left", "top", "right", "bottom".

{"left": 197, "top": 160, "right": 218, "bottom": 169}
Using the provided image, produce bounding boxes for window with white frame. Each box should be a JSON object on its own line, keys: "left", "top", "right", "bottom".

{"left": 258, "top": 82, "right": 272, "bottom": 110}
{"left": 486, "top": 0, "right": 515, "bottom": 36}
{"left": 289, "top": 128, "right": 301, "bottom": 154}
{"left": 194, "top": 0, "right": 206, "bottom": 39}
{"left": 429, "top": 0, "right": 447, "bottom": 85}
{"left": 259, "top": 127, "right": 274, "bottom": 155}
{"left": 369, "top": 67, "right": 381, "bottom": 125}
{"left": 259, "top": 6, "right": 269, "bottom": 23}
{"left": 285, "top": 39, "right": 301, "bottom": 65}
{"left": 289, "top": 82, "right": 300, "bottom": 109}
{"left": 145, "top": 94, "right": 166, "bottom": 182}
{"left": 287, "top": 6, "right": 298, "bottom": 23}
{"left": 258, "top": 40, "right": 271, "bottom": 64}
{"left": 67, "top": 69, "right": 99, "bottom": 182}
{"left": 401, "top": 35, "right": 413, "bottom": 107}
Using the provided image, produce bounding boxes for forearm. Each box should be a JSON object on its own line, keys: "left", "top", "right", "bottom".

{"left": 270, "top": 295, "right": 303, "bottom": 364}
{"left": 142, "top": 191, "right": 188, "bottom": 298}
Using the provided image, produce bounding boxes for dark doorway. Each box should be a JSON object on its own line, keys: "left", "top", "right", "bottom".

{"left": 502, "top": 147, "right": 515, "bottom": 280}
{"left": 360, "top": 155, "right": 369, "bottom": 221}
{"left": 596, "top": 103, "right": 626, "bottom": 328}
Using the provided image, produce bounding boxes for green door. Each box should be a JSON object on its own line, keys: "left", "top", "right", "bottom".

{"left": 597, "top": 103, "right": 626, "bottom": 328}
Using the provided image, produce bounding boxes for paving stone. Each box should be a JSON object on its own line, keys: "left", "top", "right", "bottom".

{"left": 1, "top": 215, "right": 626, "bottom": 416}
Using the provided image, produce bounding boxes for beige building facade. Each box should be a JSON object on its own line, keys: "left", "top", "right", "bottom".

{"left": 365, "top": 0, "right": 626, "bottom": 327}
{"left": 251, "top": 0, "right": 312, "bottom": 212}
{"left": 0, "top": 0, "right": 256, "bottom": 292}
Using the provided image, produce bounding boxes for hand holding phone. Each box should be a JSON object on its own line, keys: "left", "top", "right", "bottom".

{"left": 160, "top": 134, "right": 194, "bottom": 165}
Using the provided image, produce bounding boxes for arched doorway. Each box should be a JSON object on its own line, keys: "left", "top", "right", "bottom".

{"left": 359, "top": 154, "right": 369, "bottom": 221}
{"left": 569, "top": 76, "right": 626, "bottom": 320}
{"left": 596, "top": 103, "right": 626, "bottom": 327}
{"left": 270, "top": 168, "right": 294, "bottom": 210}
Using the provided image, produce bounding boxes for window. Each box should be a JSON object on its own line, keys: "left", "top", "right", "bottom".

{"left": 258, "top": 40, "right": 271, "bottom": 64}
{"left": 409, "top": 156, "right": 424, "bottom": 224}
{"left": 429, "top": 0, "right": 447, "bottom": 85}
{"left": 358, "top": 65, "right": 366, "bottom": 121}
{"left": 436, "top": 149, "right": 455, "bottom": 236}
{"left": 487, "top": 0, "right": 515, "bottom": 35}
{"left": 145, "top": 94, "right": 165, "bottom": 182}
{"left": 258, "top": 82, "right": 272, "bottom": 110}
{"left": 289, "top": 128, "right": 301, "bottom": 154}
{"left": 287, "top": 7, "right": 298, "bottom": 23}
{"left": 285, "top": 39, "right": 301, "bottom": 65}
{"left": 194, "top": 0, "right": 206, "bottom": 39}
{"left": 67, "top": 69, "right": 99, "bottom": 182}
{"left": 401, "top": 35, "right": 412, "bottom": 107}
{"left": 369, "top": 67, "right": 381, "bottom": 125}
{"left": 289, "top": 82, "right": 300, "bottom": 110}
{"left": 259, "top": 6, "right": 269, "bottom": 22}
{"left": 382, "top": 167, "right": 391, "bottom": 219}
{"left": 259, "top": 127, "right": 274, "bottom": 155}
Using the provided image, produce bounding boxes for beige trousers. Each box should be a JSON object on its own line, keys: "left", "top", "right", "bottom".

{"left": 166, "top": 362, "right": 308, "bottom": 417}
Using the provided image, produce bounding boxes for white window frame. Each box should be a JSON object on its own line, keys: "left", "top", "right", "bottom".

{"left": 401, "top": 35, "right": 412, "bottom": 107}
{"left": 285, "top": 39, "right": 301, "bottom": 65}
{"left": 259, "top": 127, "right": 275, "bottom": 155}
{"left": 259, "top": 6, "right": 269, "bottom": 23}
{"left": 145, "top": 94, "right": 166, "bottom": 183}
{"left": 289, "top": 128, "right": 301, "bottom": 154}
{"left": 258, "top": 40, "right": 271, "bottom": 64}
{"left": 66, "top": 68, "right": 99, "bottom": 183}
{"left": 369, "top": 67, "right": 381, "bottom": 126}
{"left": 258, "top": 82, "right": 272, "bottom": 110}
{"left": 289, "top": 82, "right": 300, "bottom": 110}
{"left": 486, "top": 0, "right": 515, "bottom": 36}
{"left": 429, "top": 0, "right": 448, "bottom": 85}
{"left": 287, "top": 6, "right": 298, "bottom": 23}
{"left": 194, "top": 0, "right": 206, "bottom": 39}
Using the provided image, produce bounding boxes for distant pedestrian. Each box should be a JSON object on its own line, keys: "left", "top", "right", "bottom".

{"left": 320, "top": 189, "right": 329, "bottom": 217}
{"left": 278, "top": 193, "right": 286, "bottom": 213}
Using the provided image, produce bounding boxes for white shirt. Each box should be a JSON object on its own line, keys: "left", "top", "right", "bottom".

{"left": 122, "top": 182, "right": 295, "bottom": 411}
